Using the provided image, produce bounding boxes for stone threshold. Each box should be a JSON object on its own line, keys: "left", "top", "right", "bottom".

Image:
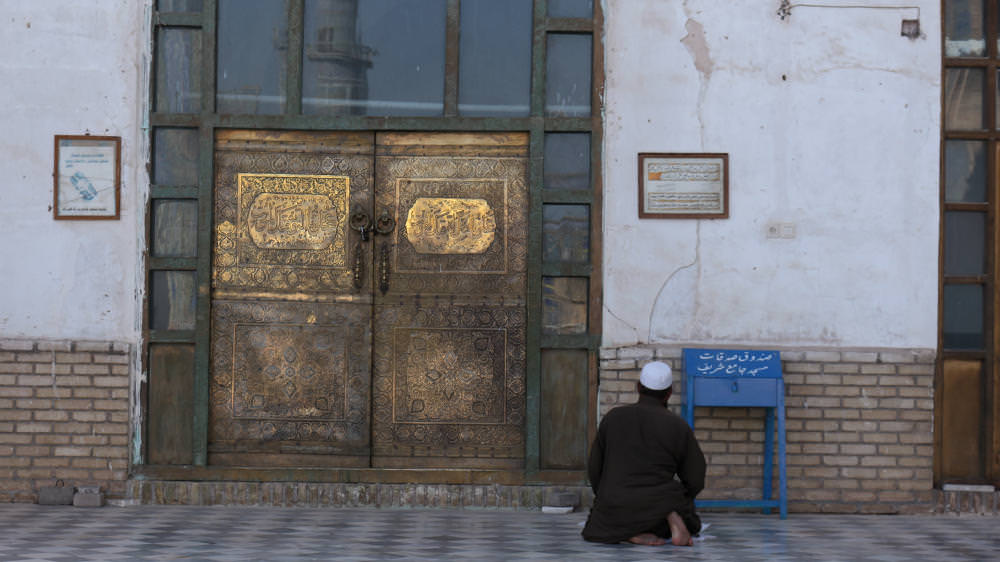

{"left": 126, "top": 480, "right": 594, "bottom": 511}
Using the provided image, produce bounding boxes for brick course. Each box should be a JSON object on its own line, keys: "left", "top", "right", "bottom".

{"left": 599, "top": 345, "right": 936, "bottom": 515}
{"left": 0, "top": 339, "right": 130, "bottom": 502}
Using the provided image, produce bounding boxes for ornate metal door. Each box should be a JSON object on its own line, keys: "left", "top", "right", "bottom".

{"left": 372, "top": 133, "right": 528, "bottom": 469}
{"left": 210, "top": 130, "right": 375, "bottom": 467}
{"left": 208, "top": 130, "right": 527, "bottom": 470}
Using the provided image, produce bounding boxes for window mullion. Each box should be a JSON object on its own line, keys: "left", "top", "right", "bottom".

{"left": 444, "top": 0, "right": 460, "bottom": 116}
{"left": 530, "top": 0, "right": 547, "bottom": 117}
{"left": 287, "top": 0, "right": 304, "bottom": 115}
{"left": 190, "top": 0, "right": 217, "bottom": 468}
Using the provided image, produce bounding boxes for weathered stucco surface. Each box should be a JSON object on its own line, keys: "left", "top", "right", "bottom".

{"left": 0, "top": 0, "right": 148, "bottom": 342}
{"left": 602, "top": 1, "right": 940, "bottom": 349}
{"left": 0, "top": 1, "right": 941, "bottom": 351}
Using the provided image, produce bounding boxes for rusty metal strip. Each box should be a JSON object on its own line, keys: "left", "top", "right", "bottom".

{"left": 211, "top": 290, "right": 372, "bottom": 303}
{"left": 524, "top": 123, "right": 545, "bottom": 475}
{"left": 148, "top": 257, "right": 198, "bottom": 271}
{"left": 286, "top": 0, "right": 304, "bottom": 115}
{"left": 212, "top": 114, "right": 542, "bottom": 131}
{"left": 131, "top": 464, "right": 587, "bottom": 485}
{"left": 530, "top": 0, "right": 547, "bottom": 117}
{"left": 150, "top": 114, "right": 201, "bottom": 127}
{"left": 192, "top": 0, "right": 219, "bottom": 467}
{"left": 588, "top": 0, "right": 606, "bottom": 449}
{"left": 544, "top": 18, "right": 593, "bottom": 33}
{"left": 444, "top": 0, "right": 460, "bottom": 117}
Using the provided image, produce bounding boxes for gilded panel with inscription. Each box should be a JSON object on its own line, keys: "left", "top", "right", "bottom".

{"left": 393, "top": 180, "right": 507, "bottom": 274}
{"left": 214, "top": 173, "right": 350, "bottom": 292}
{"left": 405, "top": 197, "right": 496, "bottom": 255}
{"left": 374, "top": 133, "right": 528, "bottom": 299}
{"left": 213, "top": 130, "right": 374, "bottom": 295}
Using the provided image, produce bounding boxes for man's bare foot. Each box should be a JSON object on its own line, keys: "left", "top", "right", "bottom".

{"left": 667, "top": 512, "right": 693, "bottom": 546}
{"left": 627, "top": 532, "right": 666, "bottom": 546}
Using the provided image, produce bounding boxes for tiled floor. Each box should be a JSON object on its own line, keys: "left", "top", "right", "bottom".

{"left": 0, "top": 504, "right": 997, "bottom": 561}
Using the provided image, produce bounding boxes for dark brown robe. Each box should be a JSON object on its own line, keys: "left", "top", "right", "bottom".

{"left": 582, "top": 394, "right": 706, "bottom": 543}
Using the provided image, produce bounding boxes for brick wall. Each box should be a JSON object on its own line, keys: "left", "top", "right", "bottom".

{"left": 600, "top": 346, "right": 936, "bottom": 514}
{"left": 0, "top": 338, "right": 131, "bottom": 502}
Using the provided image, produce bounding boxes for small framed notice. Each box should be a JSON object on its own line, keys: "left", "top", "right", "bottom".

{"left": 53, "top": 135, "right": 121, "bottom": 220}
{"left": 638, "top": 153, "right": 728, "bottom": 219}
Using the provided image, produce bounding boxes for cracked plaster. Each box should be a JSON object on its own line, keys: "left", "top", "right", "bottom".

{"left": 602, "top": 0, "right": 939, "bottom": 349}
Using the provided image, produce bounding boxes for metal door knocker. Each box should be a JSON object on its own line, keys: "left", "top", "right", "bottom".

{"left": 350, "top": 210, "right": 373, "bottom": 241}
{"left": 374, "top": 211, "right": 395, "bottom": 236}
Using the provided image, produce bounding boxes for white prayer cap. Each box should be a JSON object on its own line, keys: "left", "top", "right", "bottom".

{"left": 639, "top": 361, "right": 673, "bottom": 390}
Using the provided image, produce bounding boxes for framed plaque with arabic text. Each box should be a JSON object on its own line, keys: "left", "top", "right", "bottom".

{"left": 53, "top": 135, "right": 121, "bottom": 220}
{"left": 638, "top": 153, "right": 728, "bottom": 219}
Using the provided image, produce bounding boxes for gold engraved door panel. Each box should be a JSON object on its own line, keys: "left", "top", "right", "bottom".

{"left": 210, "top": 130, "right": 375, "bottom": 467}
{"left": 371, "top": 133, "right": 528, "bottom": 468}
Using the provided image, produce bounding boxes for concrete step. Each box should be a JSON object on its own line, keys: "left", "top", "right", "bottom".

{"left": 126, "top": 480, "right": 593, "bottom": 510}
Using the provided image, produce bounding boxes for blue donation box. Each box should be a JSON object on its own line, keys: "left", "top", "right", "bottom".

{"left": 683, "top": 348, "right": 787, "bottom": 519}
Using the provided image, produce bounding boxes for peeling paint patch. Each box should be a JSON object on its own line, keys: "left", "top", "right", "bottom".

{"left": 680, "top": 18, "right": 714, "bottom": 149}
{"left": 681, "top": 19, "right": 713, "bottom": 79}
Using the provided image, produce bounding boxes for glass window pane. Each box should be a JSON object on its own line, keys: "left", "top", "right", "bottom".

{"left": 544, "top": 133, "right": 590, "bottom": 190}
{"left": 944, "top": 140, "right": 986, "bottom": 202}
{"left": 153, "top": 128, "right": 200, "bottom": 186}
{"left": 545, "top": 34, "right": 592, "bottom": 117}
{"left": 543, "top": 277, "right": 587, "bottom": 335}
{"left": 157, "top": 0, "right": 202, "bottom": 11}
{"left": 303, "top": 0, "right": 446, "bottom": 116}
{"left": 150, "top": 271, "right": 197, "bottom": 331}
{"left": 943, "top": 284, "right": 984, "bottom": 349}
{"left": 156, "top": 28, "right": 200, "bottom": 113}
{"left": 944, "top": 211, "right": 986, "bottom": 276}
{"left": 152, "top": 200, "right": 199, "bottom": 258}
{"left": 548, "top": 0, "right": 593, "bottom": 18}
{"left": 945, "top": 0, "right": 986, "bottom": 57}
{"left": 217, "top": 0, "right": 288, "bottom": 114}
{"left": 543, "top": 205, "right": 590, "bottom": 263}
{"left": 458, "top": 0, "right": 531, "bottom": 117}
{"left": 944, "top": 68, "right": 983, "bottom": 130}
{"left": 540, "top": 349, "right": 588, "bottom": 470}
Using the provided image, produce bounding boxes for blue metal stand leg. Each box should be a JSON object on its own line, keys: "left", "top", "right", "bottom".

{"left": 762, "top": 407, "right": 775, "bottom": 515}
{"left": 777, "top": 381, "right": 787, "bottom": 519}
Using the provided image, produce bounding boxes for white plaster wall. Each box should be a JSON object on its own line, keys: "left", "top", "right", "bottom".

{"left": 602, "top": 1, "right": 941, "bottom": 349}
{"left": 0, "top": 1, "right": 149, "bottom": 341}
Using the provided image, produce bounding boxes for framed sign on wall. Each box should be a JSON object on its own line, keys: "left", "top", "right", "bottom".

{"left": 638, "top": 153, "right": 729, "bottom": 219}
{"left": 53, "top": 135, "right": 121, "bottom": 220}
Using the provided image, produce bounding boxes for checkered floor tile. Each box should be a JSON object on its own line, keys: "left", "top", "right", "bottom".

{"left": 0, "top": 504, "right": 997, "bottom": 561}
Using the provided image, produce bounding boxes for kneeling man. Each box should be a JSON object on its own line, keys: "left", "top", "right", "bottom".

{"left": 582, "top": 361, "right": 706, "bottom": 546}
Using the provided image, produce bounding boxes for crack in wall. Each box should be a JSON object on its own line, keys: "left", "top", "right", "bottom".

{"left": 649, "top": 222, "right": 701, "bottom": 342}
{"left": 603, "top": 303, "right": 640, "bottom": 342}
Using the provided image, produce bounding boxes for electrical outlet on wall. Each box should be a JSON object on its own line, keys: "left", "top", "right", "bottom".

{"left": 766, "top": 222, "right": 797, "bottom": 239}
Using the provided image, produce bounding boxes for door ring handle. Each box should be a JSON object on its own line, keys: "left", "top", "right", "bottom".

{"left": 350, "top": 210, "right": 373, "bottom": 241}
{"left": 375, "top": 211, "right": 395, "bottom": 236}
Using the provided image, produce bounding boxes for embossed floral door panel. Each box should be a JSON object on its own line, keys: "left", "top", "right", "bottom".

{"left": 210, "top": 130, "right": 375, "bottom": 467}
{"left": 371, "top": 133, "right": 528, "bottom": 468}
{"left": 208, "top": 130, "right": 528, "bottom": 469}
